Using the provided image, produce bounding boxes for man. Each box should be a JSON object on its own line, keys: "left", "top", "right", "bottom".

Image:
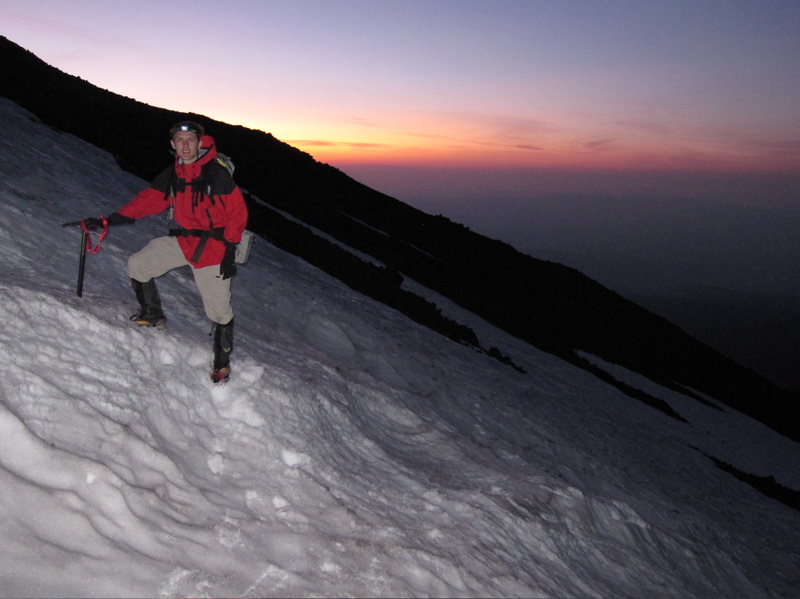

{"left": 84, "top": 121, "right": 248, "bottom": 384}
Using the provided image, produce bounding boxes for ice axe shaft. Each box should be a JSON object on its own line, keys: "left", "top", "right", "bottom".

{"left": 62, "top": 218, "right": 108, "bottom": 297}
{"left": 62, "top": 220, "right": 89, "bottom": 297}
{"left": 76, "top": 227, "right": 87, "bottom": 297}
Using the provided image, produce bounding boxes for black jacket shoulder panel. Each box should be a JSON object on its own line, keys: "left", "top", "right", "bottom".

{"left": 204, "top": 159, "right": 237, "bottom": 195}
{"left": 150, "top": 164, "right": 176, "bottom": 193}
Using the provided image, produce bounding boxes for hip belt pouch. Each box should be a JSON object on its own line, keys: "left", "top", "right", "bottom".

{"left": 235, "top": 230, "right": 255, "bottom": 264}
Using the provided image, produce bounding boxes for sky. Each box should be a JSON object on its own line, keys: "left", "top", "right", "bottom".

{"left": 2, "top": 93, "right": 800, "bottom": 598}
{"left": 2, "top": 0, "right": 800, "bottom": 205}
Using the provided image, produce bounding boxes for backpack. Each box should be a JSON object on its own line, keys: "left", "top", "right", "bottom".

{"left": 214, "top": 153, "right": 235, "bottom": 177}
{"left": 211, "top": 153, "right": 255, "bottom": 263}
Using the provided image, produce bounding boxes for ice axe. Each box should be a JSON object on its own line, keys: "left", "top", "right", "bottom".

{"left": 61, "top": 217, "right": 108, "bottom": 297}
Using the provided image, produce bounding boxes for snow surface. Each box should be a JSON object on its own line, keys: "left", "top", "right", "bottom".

{"left": 0, "top": 97, "right": 799, "bottom": 597}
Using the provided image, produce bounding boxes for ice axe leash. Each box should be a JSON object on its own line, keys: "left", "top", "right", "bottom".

{"left": 61, "top": 216, "right": 108, "bottom": 297}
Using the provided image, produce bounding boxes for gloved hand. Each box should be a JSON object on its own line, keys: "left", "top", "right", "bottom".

{"left": 82, "top": 212, "right": 135, "bottom": 230}
{"left": 220, "top": 241, "right": 237, "bottom": 280}
{"left": 81, "top": 217, "right": 105, "bottom": 230}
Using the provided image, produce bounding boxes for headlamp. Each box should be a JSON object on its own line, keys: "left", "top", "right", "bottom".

{"left": 170, "top": 121, "right": 205, "bottom": 138}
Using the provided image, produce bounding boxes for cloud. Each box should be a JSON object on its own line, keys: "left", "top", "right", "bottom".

{"left": 401, "top": 115, "right": 552, "bottom": 153}
{"left": 616, "top": 118, "right": 673, "bottom": 136}
{"left": 0, "top": 11, "right": 135, "bottom": 51}
{"left": 400, "top": 111, "right": 555, "bottom": 148}
{"left": 405, "top": 132, "right": 545, "bottom": 152}
{"left": 286, "top": 139, "right": 392, "bottom": 151}
{"left": 479, "top": 114, "right": 556, "bottom": 136}
{"left": 750, "top": 139, "right": 800, "bottom": 157}
{"left": 405, "top": 131, "right": 456, "bottom": 141}
{"left": 286, "top": 140, "right": 337, "bottom": 147}
{"left": 581, "top": 138, "right": 618, "bottom": 151}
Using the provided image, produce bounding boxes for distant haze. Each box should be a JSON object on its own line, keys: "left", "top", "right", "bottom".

{"left": 419, "top": 194, "right": 800, "bottom": 298}
{"left": 342, "top": 164, "right": 800, "bottom": 297}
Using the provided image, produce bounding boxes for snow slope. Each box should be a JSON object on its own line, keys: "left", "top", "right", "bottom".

{"left": 0, "top": 97, "right": 798, "bottom": 597}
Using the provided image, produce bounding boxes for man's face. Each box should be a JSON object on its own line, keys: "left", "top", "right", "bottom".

{"left": 171, "top": 131, "right": 201, "bottom": 164}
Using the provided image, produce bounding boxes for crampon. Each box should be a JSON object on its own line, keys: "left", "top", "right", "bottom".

{"left": 130, "top": 313, "right": 167, "bottom": 330}
{"left": 210, "top": 367, "right": 230, "bottom": 385}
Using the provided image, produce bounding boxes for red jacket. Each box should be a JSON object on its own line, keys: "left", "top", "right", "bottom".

{"left": 118, "top": 135, "right": 248, "bottom": 268}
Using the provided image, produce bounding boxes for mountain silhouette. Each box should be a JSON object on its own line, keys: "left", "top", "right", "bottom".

{"left": 1, "top": 35, "right": 796, "bottom": 443}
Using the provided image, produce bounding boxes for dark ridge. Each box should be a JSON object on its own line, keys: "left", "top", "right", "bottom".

{"left": 693, "top": 447, "right": 800, "bottom": 514}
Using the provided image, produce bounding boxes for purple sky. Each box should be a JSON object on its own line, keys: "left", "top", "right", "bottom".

{"left": 2, "top": 0, "right": 799, "bottom": 206}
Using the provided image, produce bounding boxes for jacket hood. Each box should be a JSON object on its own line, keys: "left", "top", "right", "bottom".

{"left": 194, "top": 135, "right": 218, "bottom": 166}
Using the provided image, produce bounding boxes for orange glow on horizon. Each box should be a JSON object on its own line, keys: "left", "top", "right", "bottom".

{"left": 196, "top": 102, "right": 800, "bottom": 178}
{"left": 224, "top": 114, "right": 800, "bottom": 176}
{"left": 288, "top": 137, "right": 800, "bottom": 176}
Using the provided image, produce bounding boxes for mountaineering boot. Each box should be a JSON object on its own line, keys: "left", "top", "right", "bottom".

{"left": 210, "top": 366, "right": 230, "bottom": 385}
{"left": 130, "top": 278, "right": 166, "bottom": 329}
{"left": 211, "top": 318, "right": 234, "bottom": 384}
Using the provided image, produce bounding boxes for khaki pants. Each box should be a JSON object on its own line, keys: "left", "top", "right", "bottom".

{"left": 127, "top": 236, "right": 233, "bottom": 324}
